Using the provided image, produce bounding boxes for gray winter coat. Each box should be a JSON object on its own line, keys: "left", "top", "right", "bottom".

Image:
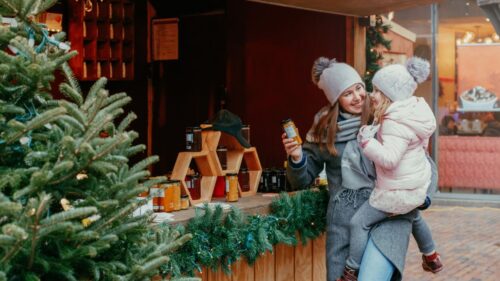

{"left": 287, "top": 139, "right": 438, "bottom": 281}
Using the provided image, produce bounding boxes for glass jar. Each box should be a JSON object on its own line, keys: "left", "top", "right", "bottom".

{"left": 186, "top": 127, "right": 202, "bottom": 151}
{"left": 163, "top": 182, "right": 174, "bottom": 212}
{"left": 238, "top": 167, "right": 250, "bottom": 192}
{"left": 226, "top": 173, "right": 239, "bottom": 202}
{"left": 186, "top": 174, "right": 201, "bottom": 200}
{"left": 171, "top": 180, "right": 181, "bottom": 211}
{"left": 241, "top": 125, "right": 250, "bottom": 145}
{"left": 181, "top": 195, "right": 190, "bottom": 210}
{"left": 217, "top": 145, "right": 228, "bottom": 170}
{"left": 281, "top": 118, "right": 302, "bottom": 145}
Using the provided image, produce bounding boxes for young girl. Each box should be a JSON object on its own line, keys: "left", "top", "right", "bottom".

{"left": 338, "top": 57, "right": 443, "bottom": 281}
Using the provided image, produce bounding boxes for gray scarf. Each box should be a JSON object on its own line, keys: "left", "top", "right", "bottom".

{"left": 306, "top": 107, "right": 361, "bottom": 144}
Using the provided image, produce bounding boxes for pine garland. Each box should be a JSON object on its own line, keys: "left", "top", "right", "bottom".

{"left": 160, "top": 188, "right": 329, "bottom": 278}
{"left": 364, "top": 16, "right": 392, "bottom": 92}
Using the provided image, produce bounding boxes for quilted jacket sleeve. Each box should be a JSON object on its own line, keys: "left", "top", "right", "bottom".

{"left": 362, "top": 120, "right": 412, "bottom": 170}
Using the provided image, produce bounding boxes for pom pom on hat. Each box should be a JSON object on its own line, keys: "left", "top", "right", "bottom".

{"left": 372, "top": 56, "right": 430, "bottom": 102}
{"left": 406, "top": 57, "right": 430, "bottom": 84}
{"left": 312, "top": 57, "right": 364, "bottom": 105}
{"left": 311, "top": 57, "right": 334, "bottom": 84}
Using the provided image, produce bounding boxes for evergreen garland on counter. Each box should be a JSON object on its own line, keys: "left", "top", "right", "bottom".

{"left": 160, "top": 188, "right": 329, "bottom": 278}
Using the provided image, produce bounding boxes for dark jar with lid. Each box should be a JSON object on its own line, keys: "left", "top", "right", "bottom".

{"left": 185, "top": 127, "right": 202, "bottom": 151}
{"left": 217, "top": 145, "right": 228, "bottom": 170}
{"left": 241, "top": 125, "right": 250, "bottom": 145}
{"left": 238, "top": 167, "right": 250, "bottom": 192}
{"left": 190, "top": 173, "right": 201, "bottom": 200}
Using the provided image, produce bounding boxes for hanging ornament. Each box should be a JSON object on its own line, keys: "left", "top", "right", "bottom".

{"left": 60, "top": 198, "right": 72, "bottom": 211}
{"left": 99, "top": 131, "right": 109, "bottom": 138}
{"left": 76, "top": 173, "right": 88, "bottom": 180}
{"left": 84, "top": 0, "right": 93, "bottom": 13}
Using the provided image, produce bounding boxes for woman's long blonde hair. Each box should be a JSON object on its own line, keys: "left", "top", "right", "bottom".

{"left": 310, "top": 95, "right": 372, "bottom": 156}
{"left": 373, "top": 93, "right": 392, "bottom": 125}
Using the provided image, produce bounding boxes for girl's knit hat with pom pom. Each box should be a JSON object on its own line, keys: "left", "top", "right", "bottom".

{"left": 311, "top": 57, "right": 364, "bottom": 105}
{"left": 372, "top": 57, "right": 430, "bottom": 102}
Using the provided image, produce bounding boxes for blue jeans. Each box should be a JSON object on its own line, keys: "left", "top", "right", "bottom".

{"left": 358, "top": 237, "right": 395, "bottom": 281}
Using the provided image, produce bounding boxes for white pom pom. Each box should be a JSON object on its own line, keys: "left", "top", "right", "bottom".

{"left": 406, "top": 57, "right": 430, "bottom": 84}
{"left": 311, "top": 57, "right": 335, "bottom": 84}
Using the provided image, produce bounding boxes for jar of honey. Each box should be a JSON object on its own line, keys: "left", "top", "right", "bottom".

{"left": 282, "top": 118, "right": 302, "bottom": 145}
{"left": 226, "top": 173, "right": 239, "bottom": 202}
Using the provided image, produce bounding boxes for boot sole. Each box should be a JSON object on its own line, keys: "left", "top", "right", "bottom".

{"left": 422, "top": 263, "right": 443, "bottom": 274}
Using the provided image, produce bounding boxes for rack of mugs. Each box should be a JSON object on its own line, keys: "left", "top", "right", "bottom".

{"left": 68, "top": 0, "right": 135, "bottom": 80}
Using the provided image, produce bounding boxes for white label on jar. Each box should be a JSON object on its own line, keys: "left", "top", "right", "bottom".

{"left": 186, "top": 180, "right": 192, "bottom": 188}
{"left": 272, "top": 176, "right": 277, "bottom": 183}
{"left": 226, "top": 179, "right": 229, "bottom": 192}
{"left": 284, "top": 126, "right": 297, "bottom": 138}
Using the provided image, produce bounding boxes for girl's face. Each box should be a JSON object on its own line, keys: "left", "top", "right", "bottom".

{"left": 338, "top": 83, "right": 366, "bottom": 115}
{"left": 370, "top": 86, "right": 384, "bottom": 109}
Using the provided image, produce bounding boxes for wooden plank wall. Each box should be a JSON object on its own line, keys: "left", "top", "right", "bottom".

{"left": 196, "top": 234, "right": 326, "bottom": 281}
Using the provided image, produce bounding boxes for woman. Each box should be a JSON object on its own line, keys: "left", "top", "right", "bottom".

{"left": 282, "top": 57, "right": 437, "bottom": 281}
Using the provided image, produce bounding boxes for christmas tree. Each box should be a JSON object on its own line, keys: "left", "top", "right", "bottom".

{"left": 0, "top": 1, "right": 194, "bottom": 280}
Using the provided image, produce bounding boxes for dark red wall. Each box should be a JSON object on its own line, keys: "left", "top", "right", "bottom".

{"left": 228, "top": 2, "right": 347, "bottom": 168}
{"left": 148, "top": 0, "right": 348, "bottom": 172}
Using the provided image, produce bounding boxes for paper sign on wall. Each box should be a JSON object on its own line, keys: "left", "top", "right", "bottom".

{"left": 152, "top": 18, "right": 179, "bottom": 61}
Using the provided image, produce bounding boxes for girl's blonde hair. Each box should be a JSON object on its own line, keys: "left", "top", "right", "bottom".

{"left": 373, "top": 92, "right": 392, "bottom": 125}
{"left": 310, "top": 93, "right": 372, "bottom": 156}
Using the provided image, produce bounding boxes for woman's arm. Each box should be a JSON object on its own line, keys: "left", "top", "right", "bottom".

{"left": 358, "top": 237, "right": 395, "bottom": 281}
{"left": 286, "top": 141, "right": 328, "bottom": 189}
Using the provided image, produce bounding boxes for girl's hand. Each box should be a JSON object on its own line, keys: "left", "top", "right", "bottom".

{"left": 282, "top": 133, "right": 303, "bottom": 162}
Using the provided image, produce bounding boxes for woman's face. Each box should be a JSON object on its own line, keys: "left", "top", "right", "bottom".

{"left": 338, "top": 83, "right": 366, "bottom": 115}
{"left": 370, "top": 86, "right": 384, "bottom": 109}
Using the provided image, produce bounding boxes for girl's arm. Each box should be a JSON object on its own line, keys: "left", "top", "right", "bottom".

{"left": 361, "top": 120, "right": 411, "bottom": 170}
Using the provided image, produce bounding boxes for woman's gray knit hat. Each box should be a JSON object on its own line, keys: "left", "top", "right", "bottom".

{"left": 312, "top": 57, "right": 364, "bottom": 105}
{"left": 372, "top": 57, "right": 430, "bottom": 102}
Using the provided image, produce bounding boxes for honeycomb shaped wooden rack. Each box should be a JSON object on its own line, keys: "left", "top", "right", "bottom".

{"left": 170, "top": 128, "right": 262, "bottom": 205}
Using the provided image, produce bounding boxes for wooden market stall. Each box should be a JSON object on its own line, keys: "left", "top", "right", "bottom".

{"left": 54, "top": 0, "right": 442, "bottom": 280}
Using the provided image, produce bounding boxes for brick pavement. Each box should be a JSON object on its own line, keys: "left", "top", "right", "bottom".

{"left": 403, "top": 206, "right": 500, "bottom": 281}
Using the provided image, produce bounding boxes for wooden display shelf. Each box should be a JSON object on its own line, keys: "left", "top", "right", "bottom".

{"left": 241, "top": 147, "right": 262, "bottom": 197}
{"left": 170, "top": 129, "right": 262, "bottom": 205}
{"left": 170, "top": 151, "right": 217, "bottom": 205}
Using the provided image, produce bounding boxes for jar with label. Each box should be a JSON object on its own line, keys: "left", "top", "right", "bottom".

{"left": 151, "top": 185, "right": 161, "bottom": 212}
{"left": 217, "top": 145, "right": 228, "bottom": 170}
{"left": 270, "top": 169, "right": 279, "bottom": 192}
{"left": 186, "top": 127, "right": 202, "bottom": 151}
{"left": 282, "top": 118, "right": 302, "bottom": 145}
{"left": 241, "top": 125, "right": 250, "bottom": 145}
{"left": 260, "top": 169, "right": 271, "bottom": 193}
{"left": 191, "top": 173, "right": 201, "bottom": 200}
{"left": 238, "top": 167, "right": 250, "bottom": 192}
{"left": 226, "top": 173, "right": 239, "bottom": 202}
{"left": 163, "top": 182, "right": 175, "bottom": 212}
{"left": 171, "top": 180, "right": 181, "bottom": 211}
{"left": 181, "top": 195, "right": 190, "bottom": 209}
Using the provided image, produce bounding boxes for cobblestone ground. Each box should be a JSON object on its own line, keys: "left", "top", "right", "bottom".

{"left": 403, "top": 206, "right": 500, "bottom": 281}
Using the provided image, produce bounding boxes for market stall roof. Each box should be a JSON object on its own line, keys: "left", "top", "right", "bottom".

{"left": 248, "top": 0, "right": 442, "bottom": 16}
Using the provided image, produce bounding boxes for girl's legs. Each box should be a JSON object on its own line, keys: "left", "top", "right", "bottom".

{"left": 358, "top": 237, "right": 395, "bottom": 281}
{"left": 412, "top": 210, "right": 436, "bottom": 254}
{"left": 346, "top": 201, "right": 389, "bottom": 270}
{"left": 413, "top": 210, "right": 443, "bottom": 273}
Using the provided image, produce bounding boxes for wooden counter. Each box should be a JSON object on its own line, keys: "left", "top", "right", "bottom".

{"left": 154, "top": 193, "right": 327, "bottom": 281}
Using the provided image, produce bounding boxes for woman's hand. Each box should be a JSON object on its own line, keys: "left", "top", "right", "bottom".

{"left": 282, "top": 133, "right": 303, "bottom": 162}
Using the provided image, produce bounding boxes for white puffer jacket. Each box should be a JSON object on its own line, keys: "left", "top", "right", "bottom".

{"left": 362, "top": 96, "right": 436, "bottom": 214}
